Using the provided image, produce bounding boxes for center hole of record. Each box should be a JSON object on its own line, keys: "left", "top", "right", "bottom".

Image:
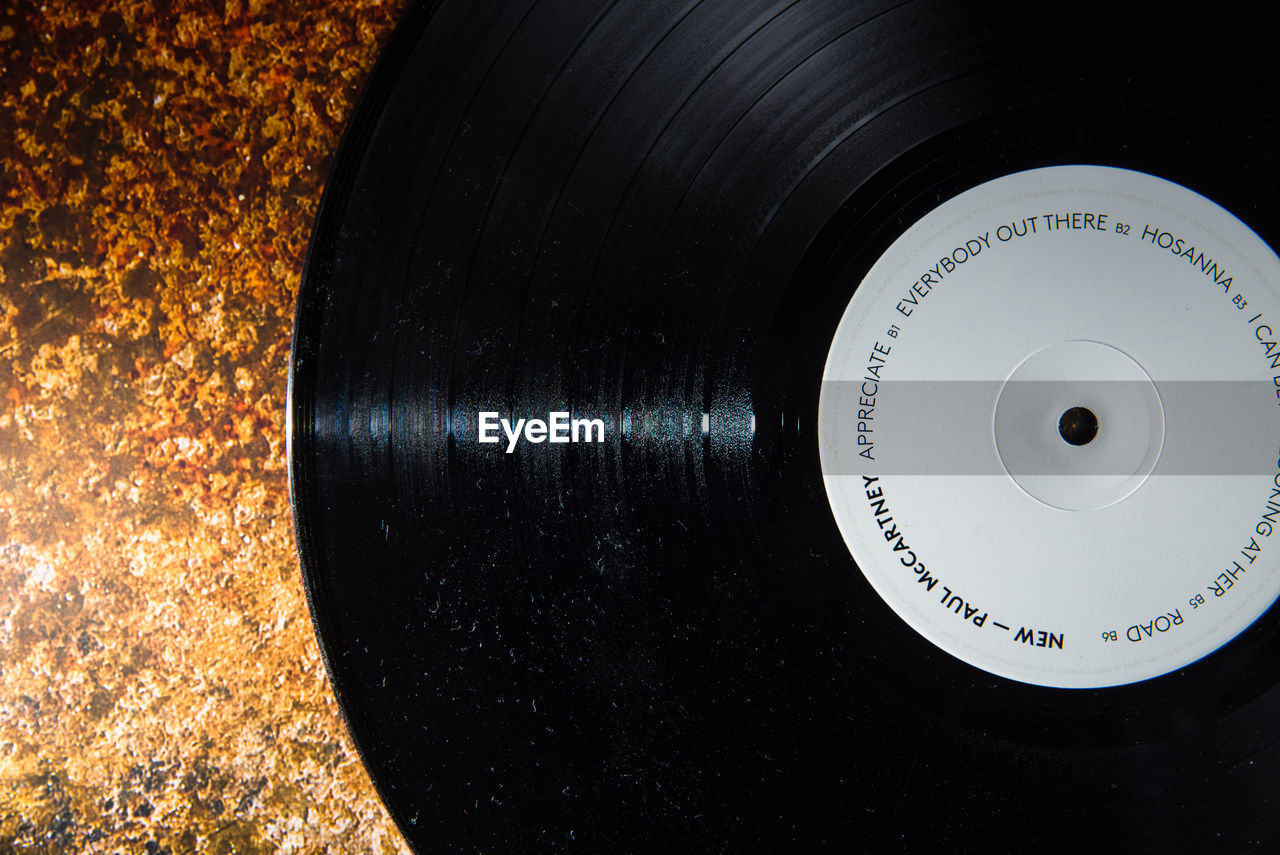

{"left": 1058, "top": 406, "right": 1098, "bottom": 446}
{"left": 994, "top": 340, "right": 1163, "bottom": 510}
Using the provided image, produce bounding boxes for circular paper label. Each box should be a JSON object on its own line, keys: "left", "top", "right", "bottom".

{"left": 819, "top": 165, "right": 1280, "bottom": 688}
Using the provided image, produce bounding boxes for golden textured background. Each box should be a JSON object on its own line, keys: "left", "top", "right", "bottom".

{"left": 1, "top": 1, "right": 413, "bottom": 850}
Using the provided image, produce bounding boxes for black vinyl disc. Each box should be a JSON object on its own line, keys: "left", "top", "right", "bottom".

{"left": 289, "top": 3, "right": 1280, "bottom": 852}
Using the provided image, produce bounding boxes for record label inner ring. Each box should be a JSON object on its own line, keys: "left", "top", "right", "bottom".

{"left": 819, "top": 165, "right": 1280, "bottom": 688}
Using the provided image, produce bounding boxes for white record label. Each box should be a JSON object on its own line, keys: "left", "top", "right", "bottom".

{"left": 819, "top": 165, "right": 1280, "bottom": 688}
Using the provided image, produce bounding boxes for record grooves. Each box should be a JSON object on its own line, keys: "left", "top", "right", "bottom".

{"left": 290, "top": 2, "right": 1280, "bottom": 851}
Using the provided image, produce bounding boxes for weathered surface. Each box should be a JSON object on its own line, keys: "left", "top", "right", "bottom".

{"left": 1, "top": 2, "right": 412, "bottom": 851}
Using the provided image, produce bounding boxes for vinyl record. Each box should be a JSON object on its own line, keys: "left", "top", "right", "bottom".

{"left": 289, "top": 2, "right": 1280, "bottom": 851}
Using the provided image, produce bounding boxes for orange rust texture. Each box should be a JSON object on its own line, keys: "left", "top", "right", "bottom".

{"left": 0, "top": 1, "right": 412, "bottom": 851}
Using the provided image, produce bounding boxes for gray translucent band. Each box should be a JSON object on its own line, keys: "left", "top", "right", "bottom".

{"left": 821, "top": 380, "right": 1280, "bottom": 475}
